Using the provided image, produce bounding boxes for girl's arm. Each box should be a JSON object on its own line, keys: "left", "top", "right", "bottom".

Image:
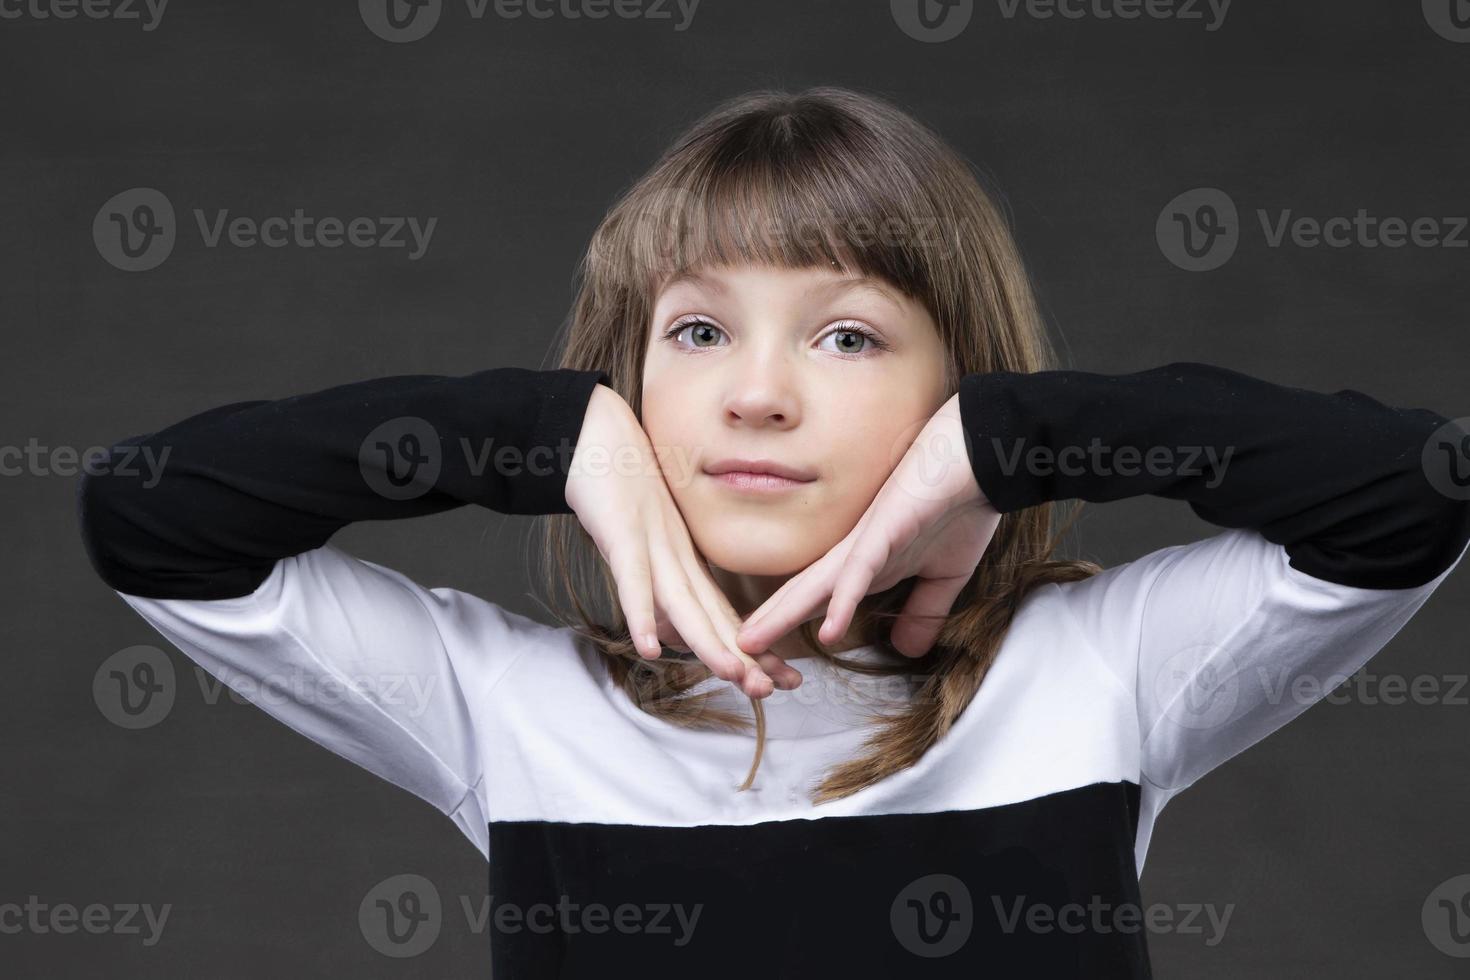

{"left": 77, "top": 367, "right": 608, "bottom": 859}
{"left": 959, "top": 361, "right": 1470, "bottom": 856}
{"left": 960, "top": 361, "right": 1469, "bottom": 590}
{"left": 79, "top": 367, "right": 609, "bottom": 599}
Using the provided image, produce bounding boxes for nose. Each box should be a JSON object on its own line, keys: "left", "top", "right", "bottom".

{"left": 721, "top": 355, "right": 801, "bottom": 429}
{"left": 724, "top": 389, "right": 796, "bottom": 427}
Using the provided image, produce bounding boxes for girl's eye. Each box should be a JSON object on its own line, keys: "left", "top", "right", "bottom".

{"left": 817, "top": 321, "right": 891, "bottom": 356}
{"left": 661, "top": 318, "right": 891, "bottom": 356}
{"left": 664, "top": 318, "right": 728, "bottom": 349}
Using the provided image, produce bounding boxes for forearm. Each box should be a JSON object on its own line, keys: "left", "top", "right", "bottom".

{"left": 958, "top": 361, "right": 1470, "bottom": 589}
{"left": 76, "top": 366, "right": 610, "bottom": 600}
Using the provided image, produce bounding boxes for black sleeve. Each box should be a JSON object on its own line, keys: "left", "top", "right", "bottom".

{"left": 957, "top": 361, "right": 1470, "bottom": 590}
{"left": 76, "top": 367, "right": 611, "bottom": 601}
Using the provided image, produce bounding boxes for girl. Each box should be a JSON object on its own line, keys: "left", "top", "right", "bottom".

{"left": 77, "top": 87, "right": 1470, "bottom": 977}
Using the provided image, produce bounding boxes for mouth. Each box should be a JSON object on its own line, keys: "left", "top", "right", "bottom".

{"left": 705, "top": 470, "right": 814, "bottom": 493}
{"left": 702, "top": 458, "right": 818, "bottom": 494}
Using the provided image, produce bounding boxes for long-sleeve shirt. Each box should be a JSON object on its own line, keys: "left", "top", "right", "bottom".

{"left": 74, "top": 362, "right": 1470, "bottom": 978}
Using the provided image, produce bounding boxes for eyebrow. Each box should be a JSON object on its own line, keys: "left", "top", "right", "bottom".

{"left": 815, "top": 276, "right": 906, "bottom": 312}
{"left": 663, "top": 270, "right": 725, "bottom": 294}
{"left": 663, "top": 269, "right": 905, "bottom": 310}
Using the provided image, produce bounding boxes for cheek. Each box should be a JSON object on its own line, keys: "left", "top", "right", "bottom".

{"left": 819, "top": 424, "right": 901, "bottom": 531}
{"left": 837, "top": 391, "right": 925, "bottom": 483}
{"left": 638, "top": 378, "right": 707, "bottom": 495}
{"left": 638, "top": 370, "right": 676, "bottom": 447}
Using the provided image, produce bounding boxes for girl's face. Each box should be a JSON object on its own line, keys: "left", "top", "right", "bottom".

{"left": 641, "top": 262, "right": 949, "bottom": 580}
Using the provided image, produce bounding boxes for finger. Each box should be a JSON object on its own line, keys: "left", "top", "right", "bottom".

{"left": 819, "top": 533, "right": 892, "bottom": 645}
{"left": 677, "top": 553, "right": 783, "bottom": 697}
{"left": 735, "top": 572, "right": 796, "bottom": 641}
{"left": 665, "top": 531, "right": 790, "bottom": 694}
{"left": 754, "top": 652, "right": 803, "bottom": 689}
{"left": 695, "top": 579, "right": 804, "bottom": 689}
{"left": 683, "top": 562, "right": 802, "bottom": 688}
{"left": 660, "top": 617, "right": 799, "bottom": 689}
{"left": 607, "top": 542, "right": 663, "bottom": 660}
{"left": 654, "top": 618, "right": 691, "bottom": 653}
{"left": 662, "top": 577, "right": 743, "bottom": 679}
{"left": 650, "top": 489, "right": 777, "bottom": 697}
{"left": 888, "top": 574, "right": 968, "bottom": 659}
{"left": 740, "top": 515, "right": 868, "bottom": 642}
{"left": 653, "top": 548, "right": 771, "bottom": 697}
{"left": 735, "top": 553, "right": 842, "bottom": 655}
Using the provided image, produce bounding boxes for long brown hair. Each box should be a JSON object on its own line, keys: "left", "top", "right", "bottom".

{"left": 531, "top": 86, "right": 1098, "bottom": 802}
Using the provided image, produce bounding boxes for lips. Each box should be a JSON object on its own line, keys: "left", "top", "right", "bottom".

{"left": 702, "top": 458, "right": 818, "bottom": 482}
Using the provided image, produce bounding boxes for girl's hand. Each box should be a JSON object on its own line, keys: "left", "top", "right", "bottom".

{"left": 735, "top": 393, "right": 1000, "bottom": 660}
{"left": 564, "top": 383, "right": 801, "bottom": 698}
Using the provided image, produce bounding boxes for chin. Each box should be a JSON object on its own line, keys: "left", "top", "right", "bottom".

{"left": 688, "top": 522, "right": 826, "bottom": 578}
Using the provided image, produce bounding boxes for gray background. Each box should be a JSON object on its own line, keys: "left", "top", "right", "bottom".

{"left": 3, "top": 0, "right": 1468, "bottom": 974}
